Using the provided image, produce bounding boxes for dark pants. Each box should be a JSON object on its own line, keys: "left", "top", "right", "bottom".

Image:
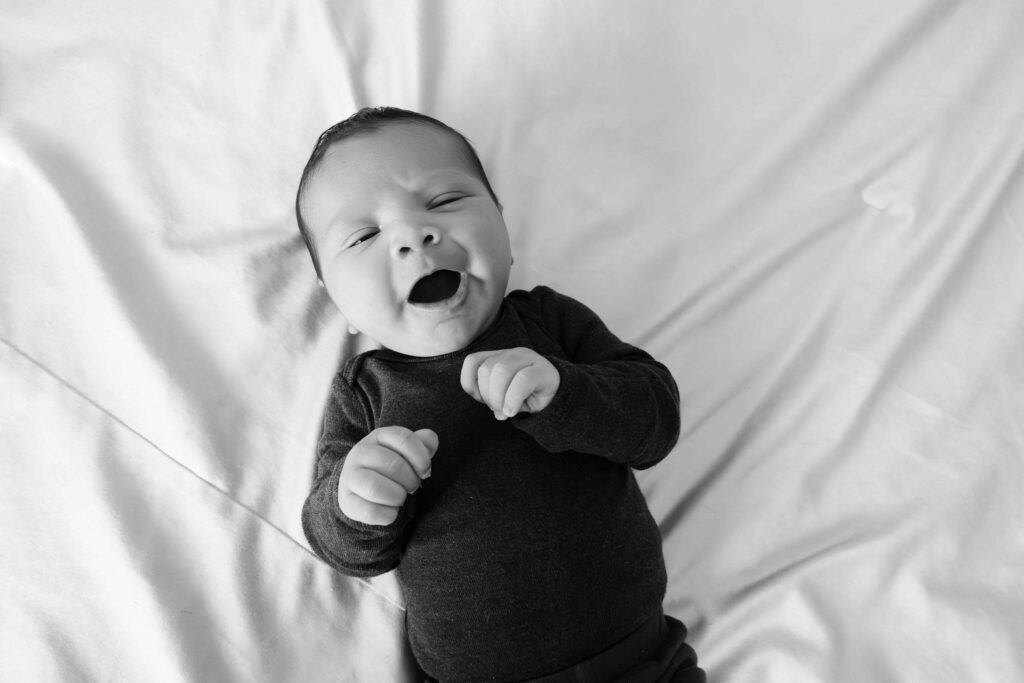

{"left": 525, "top": 610, "right": 705, "bottom": 683}
{"left": 425, "top": 611, "right": 706, "bottom": 683}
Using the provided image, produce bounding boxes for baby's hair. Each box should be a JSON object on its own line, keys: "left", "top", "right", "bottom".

{"left": 295, "top": 106, "right": 501, "bottom": 281}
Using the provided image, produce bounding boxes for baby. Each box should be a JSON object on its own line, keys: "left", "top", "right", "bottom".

{"left": 298, "top": 107, "right": 705, "bottom": 682}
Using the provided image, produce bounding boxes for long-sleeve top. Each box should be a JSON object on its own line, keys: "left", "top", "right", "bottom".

{"left": 302, "top": 285, "right": 682, "bottom": 682}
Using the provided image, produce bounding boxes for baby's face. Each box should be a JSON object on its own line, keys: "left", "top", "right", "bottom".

{"left": 302, "top": 123, "right": 512, "bottom": 356}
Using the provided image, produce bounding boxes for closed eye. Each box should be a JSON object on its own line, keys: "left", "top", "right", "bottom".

{"left": 429, "top": 193, "right": 465, "bottom": 209}
{"left": 345, "top": 227, "right": 379, "bottom": 249}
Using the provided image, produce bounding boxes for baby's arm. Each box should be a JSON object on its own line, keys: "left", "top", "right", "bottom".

{"left": 301, "top": 377, "right": 436, "bottom": 577}
{"left": 463, "top": 287, "right": 680, "bottom": 469}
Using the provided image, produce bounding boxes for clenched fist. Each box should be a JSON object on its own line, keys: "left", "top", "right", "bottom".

{"left": 338, "top": 426, "right": 439, "bottom": 526}
{"left": 461, "top": 347, "right": 560, "bottom": 420}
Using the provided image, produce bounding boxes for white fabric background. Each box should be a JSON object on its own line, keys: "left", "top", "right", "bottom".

{"left": 3, "top": 1, "right": 1023, "bottom": 681}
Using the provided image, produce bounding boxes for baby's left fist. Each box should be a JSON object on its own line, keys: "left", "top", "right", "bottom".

{"left": 460, "top": 347, "right": 560, "bottom": 420}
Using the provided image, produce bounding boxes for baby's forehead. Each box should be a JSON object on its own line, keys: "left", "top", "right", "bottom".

{"left": 325, "top": 122, "right": 477, "bottom": 178}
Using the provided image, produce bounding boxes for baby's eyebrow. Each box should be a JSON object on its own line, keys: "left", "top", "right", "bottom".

{"left": 420, "top": 168, "right": 475, "bottom": 186}
{"left": 326, "top": 216, "right": 374, "bottom": 245}
{"left": 321, "top": 213, "right": 366, "bottom": 250}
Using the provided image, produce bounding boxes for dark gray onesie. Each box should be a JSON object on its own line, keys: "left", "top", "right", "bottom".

{"left": 302, "top": 286, "right": 686, "bottom": 681}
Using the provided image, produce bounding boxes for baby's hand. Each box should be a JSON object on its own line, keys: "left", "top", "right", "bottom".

{"left": 461, "top": 347, "right": 560, "bottom": 420}
{"left": 338, "top": 427, "right": 438, "bottom": 526}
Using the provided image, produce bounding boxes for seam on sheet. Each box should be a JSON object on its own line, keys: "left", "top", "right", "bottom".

{"left": 1, "top": 335, "right": 405, "bottom": 610}
{"left": 0, "top": 336, "right": 303, "bottom": 544}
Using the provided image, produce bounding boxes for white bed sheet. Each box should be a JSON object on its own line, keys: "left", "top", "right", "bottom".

{"left": 3, "top": 1, "right": 1024, "bottom": 681}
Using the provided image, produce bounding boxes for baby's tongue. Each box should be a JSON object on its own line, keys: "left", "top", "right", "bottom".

{"left": 409, "top": 270, "right": 460, "bottom": 303}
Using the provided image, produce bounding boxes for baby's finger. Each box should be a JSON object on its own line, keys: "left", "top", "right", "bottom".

{"left": 476, "top": 358, "right": 500, "bottom": 411}
{"left": 500, "top": 367, "right": 539, "bottom": 418}
{"left": 374, "top": 426, "right": 434, "bottom": 479}
{"left": 339, "top": 489, "right": 401, "bottom": 526}
{"left": 413, "top": 428, "right": 439, "bottom": 457}
{"left": 483, "top": 357, "right": 527, "bottom": 417}
{"left": 413, "top": 428, "right": 438, "bottom": 480}
{"left": 346, "top": 467, "right": 408, "bottom": 507}
{"left": 360, "top": 444, "right": 421, "bottom": 493}
{"left": 461, "top": 350, "right": 502, "bottom": 402}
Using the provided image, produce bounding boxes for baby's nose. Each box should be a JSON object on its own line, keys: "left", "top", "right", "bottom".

{"left": 392, "top": 225, "right": 441, "bottom": 257}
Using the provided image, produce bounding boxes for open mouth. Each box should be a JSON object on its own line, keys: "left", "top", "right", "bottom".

{"left": 407, "top": 269, "right": 463, "bottom": 304}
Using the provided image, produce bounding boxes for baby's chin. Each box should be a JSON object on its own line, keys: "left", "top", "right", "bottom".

{"left": 381, "top": 310, "right": 502, "bottom": 358}
{"left": 383, "top": 327, "right": 484, "bottom": 358}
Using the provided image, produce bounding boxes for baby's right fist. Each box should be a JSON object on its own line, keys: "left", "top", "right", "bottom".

{"left": 337, "top": 426, "right": 438, "bottom": 526}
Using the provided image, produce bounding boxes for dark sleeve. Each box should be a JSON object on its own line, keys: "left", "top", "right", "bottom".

{"left": 301, "top": 365, "right": 413, "bottom": 577}
{"left": 512, "top": 286, "right": 681, "bottom": 469}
